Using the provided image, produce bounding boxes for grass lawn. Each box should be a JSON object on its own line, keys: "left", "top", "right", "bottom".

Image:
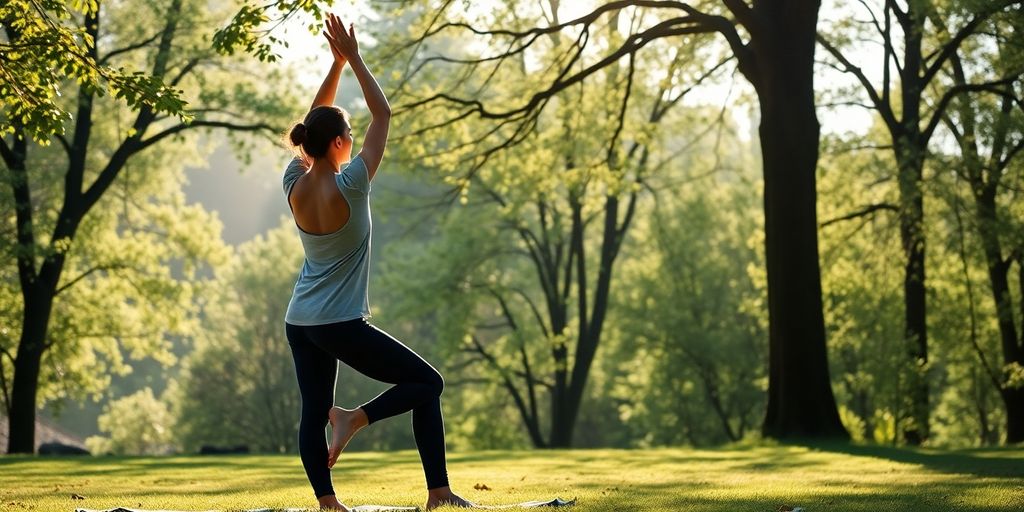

{"left": 1, "top": 443, "right": 1021, "bottom": 511}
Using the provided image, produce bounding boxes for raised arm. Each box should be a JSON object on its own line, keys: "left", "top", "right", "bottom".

{"left": 325, "top": 15, "right": 391, "bottom": 181}
{"left": 310, "top": 16, "right": 347, "bottom": 111}
{"left": 309, "top": 60, "right": 343, "bottom": 111}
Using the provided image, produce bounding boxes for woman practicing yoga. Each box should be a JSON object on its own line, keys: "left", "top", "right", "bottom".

{"left": 282, "top": 13, "right": 473, "bottom": 512}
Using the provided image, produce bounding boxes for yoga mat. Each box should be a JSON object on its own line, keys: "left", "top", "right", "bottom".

{"left": 74, "top": 508, "right": 414, "bottom": 512}
{"left": 75, "top": 497, "right": 576, "bottom": 512}
{"left": 477, "top": 497, "right": 577, "bottom": 509}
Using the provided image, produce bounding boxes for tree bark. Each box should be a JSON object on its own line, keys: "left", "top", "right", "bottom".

{"left": 896, "top": 146, "right": 929, "bottom": 445}
{"left": 6, "top": 288, "right": 55, "bottom": 454}
{"left": 748, "top": 1, "right": 848, "bottom": 439}
{"left": 1016, "top": 257, "right": 1024, "bottom": 442}
{"left": 895, "top": 5, "right": 930, "bottom": 443}
{"left": 1003, "top": 387, "right": 1024, "bottom": 443}
{"left": 944, "top": 35, "right": 1024, "bottom": 443}
{"left": 976, "top": 191, "right": 1024, "bottom": 443}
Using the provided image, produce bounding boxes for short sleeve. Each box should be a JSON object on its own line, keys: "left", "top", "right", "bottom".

{"left": 283, "top": 156, "right": 308, "bottom": 197}
{"left": 341, "top": 154, "right": 372, "bottom": 195}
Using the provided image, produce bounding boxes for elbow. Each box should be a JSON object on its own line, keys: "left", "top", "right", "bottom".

{"left": 373, "top": 104, "right": 392, "bottom": 119}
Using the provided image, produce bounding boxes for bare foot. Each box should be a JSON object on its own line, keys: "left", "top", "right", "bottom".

{"left": 425, "top": 490, "right": 475, "bottom": 510}
{"left": 317, "top": 494, "right": 351, "bottom": 511}
{"left": 327, "top": 406, "right": 367, "bottom": 469}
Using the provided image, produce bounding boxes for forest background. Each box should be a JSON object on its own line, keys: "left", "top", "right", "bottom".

{"left": 2, "top": 0, "right": 1022, "bottom": 456}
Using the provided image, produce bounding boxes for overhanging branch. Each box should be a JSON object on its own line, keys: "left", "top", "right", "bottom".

{"left": 820, "top": 203, "right": 898, "bottom": 228}
{"left": 136, "top": 119, "right": 277, "bottom": 153}
{"left": 921, "top": 0, "right": 1021, "bottom": 85}
{"left": 923, "top": 76, "right": 1020, "bottom": 142}
{"left": 817, "top": 33, "right": 897, "bottom": 129}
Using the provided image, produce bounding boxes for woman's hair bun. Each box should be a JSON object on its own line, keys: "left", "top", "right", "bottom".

{"left": 284, "top": 106, "right": 348, "bottom": 157}
{"left": 289, "top": 123, "right": 307, "bottom": 146}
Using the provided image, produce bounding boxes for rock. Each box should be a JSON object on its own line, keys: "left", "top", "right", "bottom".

{"left": 198, "top": 444, "right": 250, "bottom": 454}
{"left": 39, "top": 442, "right": 90, "bottom": 455}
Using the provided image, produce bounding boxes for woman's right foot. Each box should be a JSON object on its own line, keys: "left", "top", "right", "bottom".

{"left": 318, "top": 494, "right": 351, "bottom": 511}
{"left": 425, "top": 491, "right": 475, "bottom": 510}
{"left": 327, "top": 406, "right": 368, "bottom": 469}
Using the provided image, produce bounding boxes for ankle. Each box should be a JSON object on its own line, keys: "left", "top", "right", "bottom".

{"left": 318, "top": 494, "right": 339, "bottom": 504}
{"left": 354, "top": 407, "right": 369, "bottom": 429}
{"left": 427, "top": 486, "right": 452, "bottom": 498}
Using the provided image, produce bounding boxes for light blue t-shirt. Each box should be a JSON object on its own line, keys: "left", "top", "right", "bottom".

{"left": 282, "top": 154, "right": 373, "bottom": 325}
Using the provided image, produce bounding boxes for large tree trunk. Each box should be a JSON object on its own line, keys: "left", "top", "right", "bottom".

{"left": 5, "top": 119, "right": 62, "bottom": 454}
{"left": 6, "top": 119, "right": 80, "bottom": 455}
{"left": 7, "top": 284, "right": 57, "bottom": 454}
{"left": 549, "top": 387, "right": 572, "bottom": 447}
{"left": 896, "top": 149, "right": 929, "bottom": 445}
{"left": 751, "top": 2, "right": 848, "bottom": 439}
{"left": 551, "top": 192, "right": 622, "bottom": 447}
{"left": 1002, "top": 387, "right": 1024, "bottom": 443}
{"left": 546, "top": 199, "right": 579, "bottom": 448}
{"left": 1015, "top": 259, "right": 1024, "bottom": 443}
{"left": 549, "top": 364, "right": 570, "bottom": 447}
{"left": 975, "top": 191, "right": 1024, "bottom": 443}
{"left": 892, "top": 4, "right": 934, "bottom": 446}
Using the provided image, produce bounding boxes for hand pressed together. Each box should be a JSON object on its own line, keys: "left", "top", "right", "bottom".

{"left": 322, "top": 12, "right": 360, "bottom": 63}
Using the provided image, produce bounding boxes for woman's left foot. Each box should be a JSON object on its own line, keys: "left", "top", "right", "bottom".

{"left": 425, "top": 492, "right": 475, "bottom": 510}
{"left": 327, "top": 406, "right": 367, "bottom": 469}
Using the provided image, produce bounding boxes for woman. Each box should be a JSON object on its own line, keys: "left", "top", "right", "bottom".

{"left": 283, "top": 13, "right": 474, "bottom": 512}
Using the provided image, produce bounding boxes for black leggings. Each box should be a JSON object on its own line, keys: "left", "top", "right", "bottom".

{"left": 286, "top": 318, "right": 449, "bottom": 498}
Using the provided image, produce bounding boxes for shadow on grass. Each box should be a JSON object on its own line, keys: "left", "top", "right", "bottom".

{"left": 799, "top": 441, "right": 1024, "bottom": 478}
{"left": 0, "top": 453, "right": 404, "bottom": 478}
{"left": 601, "top": 481, "right": 1019, "bottom": 512}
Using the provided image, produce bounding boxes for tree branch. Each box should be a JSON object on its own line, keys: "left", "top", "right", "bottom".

{"left": 820, "top": 203, "right": 898, "bottom": 228}
{"left": 923, "top": 76, "right": 1020, "bottom": 143}
{"left": 721, "top": 0, "right": 754, "bottom": 32}
{"left": 467, "top": 334, "right": 544, "bottom": 441}
{"left": 169, "top": 56, "right": 204, "bottom": 87}
{"left": 397, "top": 16, "right": 721, "bottom": 121}
{"left": 135, "top": 119, "right": 277, "bottom": 154}
{"left": 55, "top": 263, "right": 131, "bottom": 296}
{"left": 48, "top": 133, "right": 70, "bottom": 158}
{"left": 98, "top": 31, "right": 164, "bottom": 65}
{"left": 7, "top": 124, "right": 37, "bottom": 291}
{"left": 0, "top": 135, "right": 14, "bottom": 169}
{"left": 412, "top": 0, "right": 694, "bottom": 42}
{"left": 921, "top": 1, "right": 1020, "bottom": 86}
{"left": 512, "top": 287, "right": 550, "bottom": 338}
{"left": 816, "top": 33, "right": 897, "bottom": 129}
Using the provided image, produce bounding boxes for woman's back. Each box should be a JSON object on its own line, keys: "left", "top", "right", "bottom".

{"left": 282, "top": 154, "right": 374, "bottom": 325}
{"left": 289, "top": 164, "right": 352, "bottom": 235}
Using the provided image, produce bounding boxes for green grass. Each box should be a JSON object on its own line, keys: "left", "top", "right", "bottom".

{"left": 1, "top": 443, "right": 1022, "bottom": 511}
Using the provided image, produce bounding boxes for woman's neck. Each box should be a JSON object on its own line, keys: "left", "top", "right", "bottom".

{"left": 310, "top": 153, "right": 351, "bottom": 173}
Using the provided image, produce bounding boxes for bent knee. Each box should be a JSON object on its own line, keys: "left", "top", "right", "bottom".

{"left": 426, "top": 370, "right": 444, "bottom": 396}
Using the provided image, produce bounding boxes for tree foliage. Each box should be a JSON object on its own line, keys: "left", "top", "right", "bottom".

{"left": 84, "top": 386, "right": 175, "bottom": 455}
{"left": 170, "top": 221, "right": 302, "bottom": 454}
{"left": 8, "top": 0, "right": 1024, "bottom": 452}
{"left": 2, "top": 0, "right": 299, "bottom": 453}
{"left": 368, "top": 0, "right": 754, "bottom": 447}
{"left": 0, "top": 0, "right": 190, "bottom": 142}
